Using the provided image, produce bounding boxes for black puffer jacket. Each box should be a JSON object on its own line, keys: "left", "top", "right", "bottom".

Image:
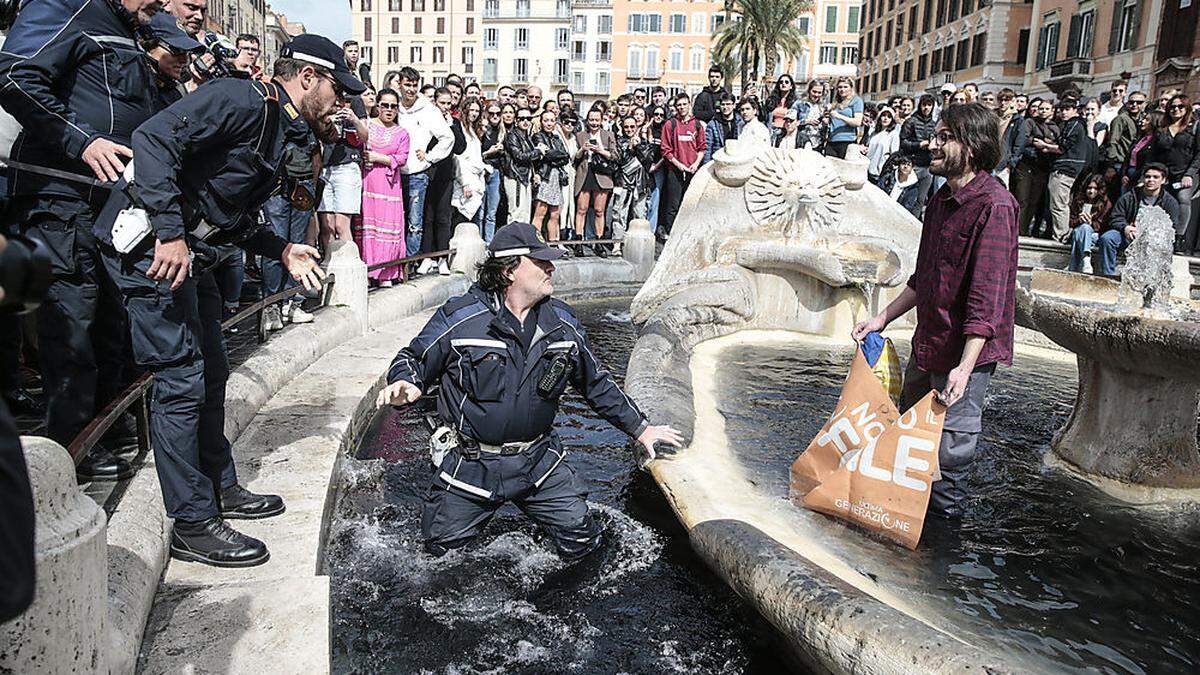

{"left": 531, "top": 130, "right": 570, "bottom": 185}
{"left": 899, "top": 112, "right": 935, "bottom": 167}
{"left": 503, "top": 127, "right": 541, "bottom": 183}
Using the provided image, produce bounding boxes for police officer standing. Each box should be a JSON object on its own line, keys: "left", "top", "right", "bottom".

{"left": 143, "top": 12, "right": 203, "bottom": 109}
{"left": 96, "top": 34, "right": 363, "bottom": 567}
{"left": 0, "top": 0, "right": 167, "bottom": 481}
{"left": 377, "top": 222, "right": 683, "bottom": 560}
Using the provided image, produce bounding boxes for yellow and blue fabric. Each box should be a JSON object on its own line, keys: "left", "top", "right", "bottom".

{"left": 860, "top": 331, "right": 903, "bottom": 406}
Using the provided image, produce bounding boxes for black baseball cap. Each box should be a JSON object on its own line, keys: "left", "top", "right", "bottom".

{"left": 488, "top": 222, "right": 564, "bottom": 261}
{"left": 280, "top": 34, "right": 367, "bottom": 96}
{"left": 148, "top": 13, "right": 203, "bottom": 53}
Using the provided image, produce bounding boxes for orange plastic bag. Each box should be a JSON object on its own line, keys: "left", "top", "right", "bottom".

{"left": 790, "top": 348, "right": 946, "bottom": 549}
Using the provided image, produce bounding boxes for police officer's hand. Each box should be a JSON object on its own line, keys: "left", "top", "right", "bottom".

{"left": 148, "top": 238, "right": 191, "bottom": 290}
{"left": 282, "top": 243, "right": 326, "bottom": 291}
{"left": 81, "top": 138, "right": 133, "bottom": 183}
{"left": 376, "top": 380, "right": 422, "bottom": 408}
{"left": 637, "top": 424, "right": 685, "bottom": 462}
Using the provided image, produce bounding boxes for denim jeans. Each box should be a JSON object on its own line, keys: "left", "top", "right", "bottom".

{"left": 1068, "top": 225, "right": 1098, "bottom": 273}
{"left": 261, "top": 180, "right": 315, "bottom": 296}
{"left": 646, "top": 169, "right": 665, "bottom": 234}
{"left": 211, "top": 246, "right": 244, "bottom": 312}
{"left": 1095, "top": 229, "right": 1125, "bottom": 276}
{"left": 475, "top": 169, "right": 502, "bottom": 242}
{"left": 401, "top": 171, "right": 430, "bottom": 256}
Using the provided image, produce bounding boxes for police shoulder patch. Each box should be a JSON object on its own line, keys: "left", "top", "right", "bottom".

{"left": 283, "top": 102, "right": 300, "bottom": 120}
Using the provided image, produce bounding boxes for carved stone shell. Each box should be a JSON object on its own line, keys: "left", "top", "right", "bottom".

{"left": 744, "top": 149, "right": 846, "bottom": 237}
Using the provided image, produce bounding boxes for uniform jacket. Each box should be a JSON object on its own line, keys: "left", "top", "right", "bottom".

{"left": 112, "top": 78, "right": 300, "bottom": 257}
{"left": 0, "top": 0, "right": 159, "bottom": 201}
{"left": 387, "top": 284, "right": 649, "bottom": 447}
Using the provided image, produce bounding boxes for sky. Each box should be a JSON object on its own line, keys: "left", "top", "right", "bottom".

{"left": 270, "top": 0, "right": 353, "bottom": 43}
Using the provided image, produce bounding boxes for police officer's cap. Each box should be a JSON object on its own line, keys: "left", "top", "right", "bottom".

{"left": 488, "top": 222, "right": 564, "bottom": 261}
{"left": 280, "top": 34, "right": 367, "bottom": 96}
{"left": 148, "top": 13, "right": 203, "bottom": 53}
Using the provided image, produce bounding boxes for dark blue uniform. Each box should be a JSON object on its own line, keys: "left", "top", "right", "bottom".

{"left": 0, "top": 0, "right": 159, "bottom": 448}
{"left": 388, "top": 285, "right": 648, "bottom": 558}
{"left": 97, "top": 77, "right": 299, "bottom": 522}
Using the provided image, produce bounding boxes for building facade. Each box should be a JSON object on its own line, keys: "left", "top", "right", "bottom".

{"left": 206, "top": 0, "right": 267, "bottom": 40}
{"left": 1152, "top": 0, "right": 1200, "bottom": 101}
{"left": 810, "top": 0, "right": 861, "bottom": 81}
{"left": 481, "top": 0, "right": 572, "bottom": 95}
{"left": 569, "top": 0, "right": 615, "bottom": 108}
{"left": 350, "top": 0, "right": 481, "bottom": 89}
{"left": 1022, "top": 0, "right": 1163, "bottom": 98}
{"left": 857, "top": 0, "right": 1031, "bottom": 99}
{"left": 612, "top": 0, "right": 725, "bottom": 97}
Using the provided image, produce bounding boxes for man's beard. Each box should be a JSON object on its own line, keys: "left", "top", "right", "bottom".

{"left": 300, "top": 93, "right": 339, "bottom": 144}
{"left": 930, "top": 149, "right": 968, "bottom": 177}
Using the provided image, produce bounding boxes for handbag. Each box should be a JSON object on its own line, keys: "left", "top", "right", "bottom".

{"left": 586, "top": 135, "right": 618, "bottom": 176}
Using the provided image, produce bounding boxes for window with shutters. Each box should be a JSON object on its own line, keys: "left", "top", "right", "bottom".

{"left": 598, "top": 41, "right": 612, "bottom": 62}
{"left": 935, "top": 0, "right": 945, "bottom": 26}
{"left": 904, "top": 58, "right": 913, "bottom": 81}
{"left": 881, "top": 69, "right": 889, "bottom": 92}
{"left": 434, "top": 0, "right": 444, "bottom": 10}
{"left": 891, "top": 63, "right": 899, "bottom": 85}
{"left": 971, "top": 32, "right": 986, "bottom": 65}
{"left": 885, "top": 20, "right": 892, "bottom": 51}
{"left": 599, "top": 16, "right": 612, "bottom": 34}
{"left": 848, "top": 6, "right": 860, "bottom": 32}
{"left": 866, "top": 31, "right": 874, "bottom": 56}
{"left": 392, "top": 17, "right": 399, "bottom": 33}
{"left": 826, "top": 6, "right": 838, "bottom": 32}
{"left": 555, "top": 28, "right": 569, "bottom": 50}
{"left": 918, "top": 53, "right": 927, "bottom": 79}
{"left": 557, "top": 0, "right": 570, "bottom": 18}
{"left": 690, "top": 45, "right": 704, "bottom": 71}
{"left": 712, "top": 14, "right": 726, "bottom": 33}
{"left": 572, "top": 40, "right": 586, "bottom": 60}
{"left": 645, "top": 46, "right": 659, "bottom": 77}
{"left": 410, "top": 45, "right": 422, "bottom": 62}
{"left": 388, "top": 46, "right": 399, "bottom": 63}
{"left": 414, "top": 17, "right": 421, "bottom": 33}
{"left": 797, "top": 16, "right": 810, "bottom": 35}
{"left": 596, "top": 71, "right": 610, "bottom": 94}
{"left": 944, "top": 46, "right": 955, "bottom": 70}
{"left": 1109, "top": 0, "right": 1138, "bottom": 54}
{"left": 628, "top": 46, "right": 643, "bottom": 78}
{"left": 466, "top": 18, "right": 474, "bottom": 34}
{"left": 1035, "top": 16, "right": 1061, "bottom": 68}
{"left": 365, "top": 17, "right": 373, "bottom": 41}
{"left": 411, "top": 0, "right": 424, "bottom": 9}
{"left": 485, "top": 28, "right": 498, "bottom": 49}
{"left": 895, "top": 16, "right": 903, "bottom": 44}
{"left": 484, "top": 58, "right": 497, "bottom": 83}
{"left": 923, "top": 0, "right": 933, "bottom": 31}
{"left": 361, "top": 0, "right": 371, "bottom": 9}
{"left": 433, "top": 46, "right": 444, "bottom": 63}
{"left": 572, "top": 71, "right": 583, "bottom": 90}
{"left": 819, "top": 44, "right": 838, "bottom": 64}
{"left": 389, "top": 0, "right": 400, "bottom": 9}
{"left": 437, "top": 17, "right": 445, "bottom": 33}
{"left": 956, "top": 37, "right": 969, "bottom": 69}
{"left": 908, "top": 6, "right": 918, "bottom": 38}
{"left": 484, "top": 0, "right": 497, "bottom": 17}
{"left": 669, "top": 14, "right": 686, "bottom": 33}
{"left": 574, "top": 15, "right": 587, "bottom": 32}
{"left": 462, "top": 47, "right": 474, "bottom": 72}
{"left": 843, "top": 46, "right": 859, "bottom": 64}
{"left": 1065, "top": 9, "right": 1094, "bottom": 57}
{"left": 517, "top": 0, "right": 530, "bottom": 18}
{"left": 669, "top": 47, "right": 682, "bottom": 71}
{"left": 467, "top": 0, "right": 473, "bottom": 9}
{"left": 514, "top": 58, "right": 528, "bottom": 82}
{"left": 554, "top": 59, "right": 569, "bottom": 84}
{"left": 930, "top": 47, "right": 940, "bottom": 72}
{"left": 515, "top": 28, "right": 528, "bottom": 50}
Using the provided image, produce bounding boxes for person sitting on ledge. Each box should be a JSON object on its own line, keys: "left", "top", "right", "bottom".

{"left": 377, "top": 222, "right": 683, "bottom": 560}
{"left": 1067, "top": 174, "right": 1114, "bottom": 275}
{"left": 853, "top": 103, "right": 1019, "bottom": 518}
{"left": 1092, "top": 163, "right": 1180, "bottom": 277}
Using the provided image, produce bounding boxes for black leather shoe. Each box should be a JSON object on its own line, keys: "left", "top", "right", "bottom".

{"left": 170, "top": 517, "right": 270, "bottom": 568}
{"left": 3, "top": 388, "right": 44, "bottom": 416}
{"left": 595, "top": 243, "right": 610, "bottom": 258}
{"left": 219, "top": 484, "right": 286, "bottom": 520}
{"left": 76, "top": 446, "right": 135, "bottom": 482}
{"left": 102, "top": 412, "right": 140, "bottom": 452}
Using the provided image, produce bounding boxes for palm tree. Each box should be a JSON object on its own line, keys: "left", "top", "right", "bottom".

{"left": 712, "top": 0, "right": 811, "bottom": 91}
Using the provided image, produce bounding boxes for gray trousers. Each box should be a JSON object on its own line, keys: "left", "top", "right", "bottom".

{"left": 607, "top": 185, "right": 647, "bottom": 242}
{"left": 899, "top": 359, "right": 995, "bottom": 517}
{"left": 422, "top": 437, "right": 601, "bottom": 560}
{"left": 1048, "top": 171, "right": 1075, "bottom": 243}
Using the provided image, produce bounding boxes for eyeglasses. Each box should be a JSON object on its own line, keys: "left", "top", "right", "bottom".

{"left": 1128, "top": 99, "right": 1147, "bottom": 105}
{"left": 1170, "top": 104, "right": 1187, "bottom": 110}
{"left": 931, "top": 130, "right": 955, "bottom": 145}
{"left": 378, "top": 102, "right": 398, "bottom": 109}
{"left": 517, "top": 116, "right": 532, "bottom": 121}
{"left": 488, "top": 110, "right": 501, "bottom": 115}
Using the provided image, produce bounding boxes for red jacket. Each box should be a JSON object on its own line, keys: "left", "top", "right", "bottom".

{"left": 661, "top": 115, "right": 706, "bottom": 168}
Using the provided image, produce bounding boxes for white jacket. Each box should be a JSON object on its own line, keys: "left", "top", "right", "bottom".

{"left": 453, "top": 132, "right": 487, "bottom": 220}
{"left": 395, "top": 95, "right": 453, "bottom": 174}
{"left": 740, "top": 119, "right": 772, "bottom": 148}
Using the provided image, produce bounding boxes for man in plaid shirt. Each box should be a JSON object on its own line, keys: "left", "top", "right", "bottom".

{"left": 854, "top": 103, "right": 1019, "bottom": 517}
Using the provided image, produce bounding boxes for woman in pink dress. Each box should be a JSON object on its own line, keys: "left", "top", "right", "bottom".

{"left": 355, "top": 88, "right": 411, "bottom": 287}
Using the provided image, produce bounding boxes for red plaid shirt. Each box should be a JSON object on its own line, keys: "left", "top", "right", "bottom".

{"left": 906, "top": 172, "right": 1019, "bottom": 373}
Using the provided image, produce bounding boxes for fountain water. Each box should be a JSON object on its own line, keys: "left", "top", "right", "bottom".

{"left": 1117, "top": 205, "right": 1176, "bottom": 312}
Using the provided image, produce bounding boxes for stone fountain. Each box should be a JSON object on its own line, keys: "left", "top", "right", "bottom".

{"left": 1018, "top": 205, "right": 1200, "bottom": 489}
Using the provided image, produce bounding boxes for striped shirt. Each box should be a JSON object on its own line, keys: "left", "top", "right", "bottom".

{"left": 907, "top": 172, "right": 1019, "bottom": 373}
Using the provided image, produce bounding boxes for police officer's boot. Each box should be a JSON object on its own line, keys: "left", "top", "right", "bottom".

{"left": 76, "top": 445, "right": 135, "bottom": 482}
{"left": 219, "top": 484, "right": 286, "bottom": 520}
{"left": 170, "top": 517, "right": 270, "bottom": 568}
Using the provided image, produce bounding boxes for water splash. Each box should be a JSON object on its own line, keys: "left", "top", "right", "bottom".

{"left": 1117, "top": 205, "right": 1175, "bottom": 314}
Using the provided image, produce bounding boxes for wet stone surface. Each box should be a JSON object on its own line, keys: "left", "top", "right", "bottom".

{"left": 326, "top": 297, "right": 793, "bottom": 675}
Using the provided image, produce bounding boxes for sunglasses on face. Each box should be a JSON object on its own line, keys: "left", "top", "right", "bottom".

{"left": 378, "top": 102, "right": 398, "bottom": 109}
{"left": 1170, "top": 104, "right": 1187, "bottom": 110}
{"left": 1129, "top": 99, "right": 1147, "bottom": 105}
{"left": 517, "top": 116, "right": 532, "bottom": 121}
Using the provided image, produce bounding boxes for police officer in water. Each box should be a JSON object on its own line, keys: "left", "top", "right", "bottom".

{"left": 95, "top": 34, "right": 363, "bottom": 567}
{"left": 378, "top": 222, "right": 684, "bottom": 559}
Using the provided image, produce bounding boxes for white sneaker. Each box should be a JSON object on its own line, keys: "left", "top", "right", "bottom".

{"left": 284, "top": 302, "right": 315, "bottom": 324}
{"left": 1082, "top": 255, "right": 1093, "bottom": 275}
{"left": 379, "top": 279, "right": 394, "bottom": 288}
{"left": 438, "top": 259, "right": 451, "bottom": 276}
{"left": 264, "top": 305, "right": 284, "bottom": 332}
{"left": 417, "top": 259, "right": 436, "bottom": 275}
